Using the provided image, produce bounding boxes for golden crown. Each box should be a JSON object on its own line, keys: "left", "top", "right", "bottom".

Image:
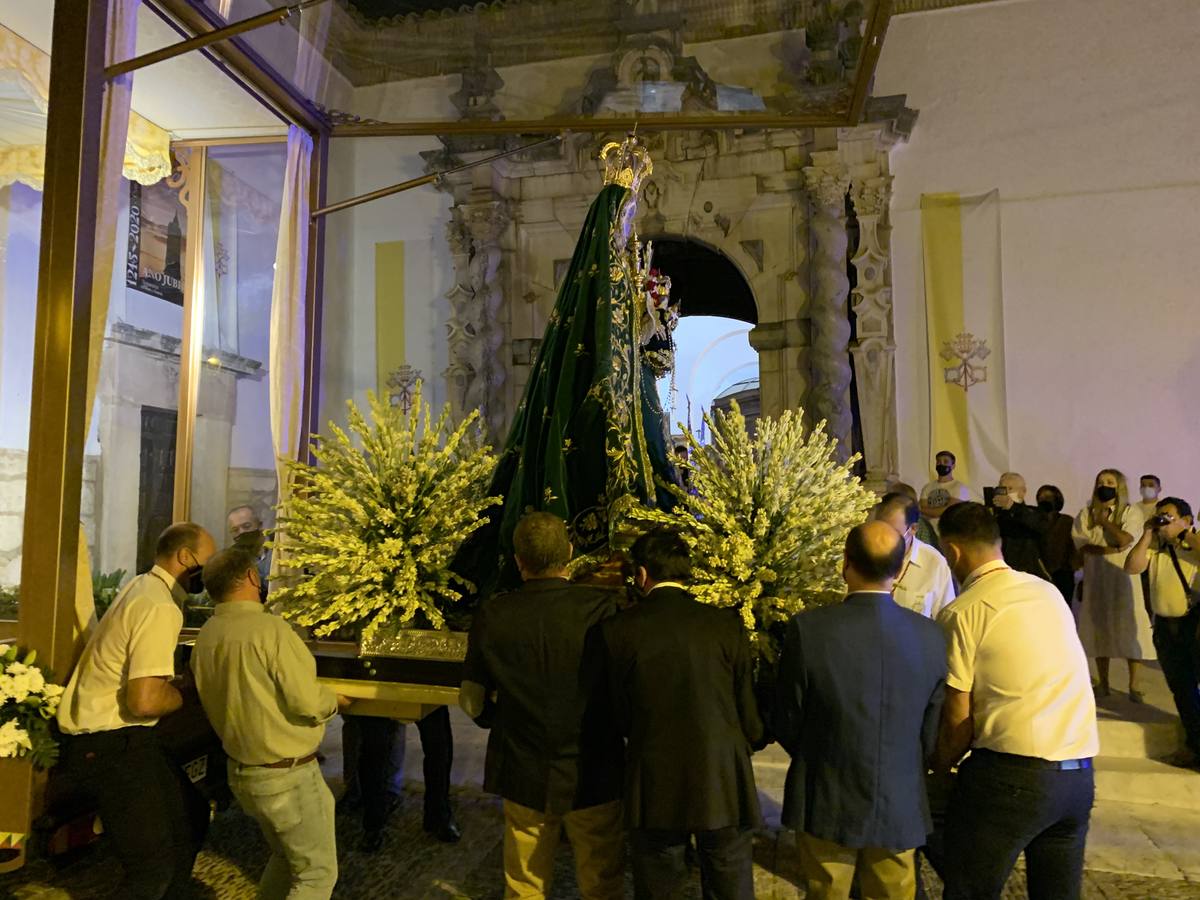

{"left": 599, "top": 134, "right": 653, "bottom": 193}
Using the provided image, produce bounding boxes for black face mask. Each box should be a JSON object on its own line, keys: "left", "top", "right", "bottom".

{"left": 233, "top": 529, "right": 266, "bottom": 556}
{"left": 936, "top": 464, "right": 953, "bottom": 477}
{"left": 1096, "top": 485, "right": 1118, "bottom": 503}
{"left": 181, "top": 565, "right": 204, "bottom": 595}
{"left": 1037, "top": 499, "right": 1056, "bottom": 513}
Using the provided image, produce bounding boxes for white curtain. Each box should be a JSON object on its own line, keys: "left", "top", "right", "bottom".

{"left": 268, "top": 126, "right": 312, "bottom": 579}
{"left": 72, "top": 0, "right": 143, "bottom": 650}
{"left": 0, "top": 23, "right": 170, "bottom": 191}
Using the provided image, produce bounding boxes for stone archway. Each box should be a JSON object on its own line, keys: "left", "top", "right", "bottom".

{"left": 648, "top": 236, "right": 757, "bottom": 325}
{"left": 434, "top": 112, "right": 913, "bottom": 491}
{"left": 649, "top": 236, "right": 760, "bottom": 438}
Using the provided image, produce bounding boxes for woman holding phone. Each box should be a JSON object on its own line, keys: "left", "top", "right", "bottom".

{"left": 1072, "top": 468, "right": 1154, "bottom": 701}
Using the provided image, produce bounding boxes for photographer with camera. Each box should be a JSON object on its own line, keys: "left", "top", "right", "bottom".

{"left": 988, "top": 472, "right": 1050, "bottom": 580}
{"left": 1125, "top": 498, "right": 1200, "bottom": 769}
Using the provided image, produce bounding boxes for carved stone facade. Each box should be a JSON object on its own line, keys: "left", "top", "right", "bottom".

{"left": 841, "top": 121, "right": 906, "bottom": 490}
{"left": 441, "top": 194, "right": 510, "bottom": 439}
{"left": 430, "top": 98, "right": 913, "bottom": 475}
{"left": 804, "top": 149, "right": 853, "bottom": 460}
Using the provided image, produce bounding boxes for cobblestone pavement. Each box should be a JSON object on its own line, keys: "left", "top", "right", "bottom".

{"left": 4, "top": 705, "right": 1199, "bottom": 899}
{"left": 3, "top": 785, "right": 1199, "bottom": 899}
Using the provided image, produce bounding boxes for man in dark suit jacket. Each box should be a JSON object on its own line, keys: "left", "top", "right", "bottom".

{"left": 603, "top": 527, "right": 763, "bottom": 900}
{"left": 461, "top": 512, "right": 625, "bottom": 900}
{"left": 774, "top": 521, "right": 947, "bottom": 900}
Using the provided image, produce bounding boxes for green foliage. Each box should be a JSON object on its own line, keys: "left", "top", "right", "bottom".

{"left": 616, "top": 401, "right": 875, "bottom": 661}
{"left": 0, "top": 644, "right": 64, "bottom": 769}
{"left": 0, "top": 584, "right": 17, "bottom": 621}
{"left": 272, "top": 385, "right": 500, "bottom": 642}
{"left": 92, "top": 569, "right": 127, "bottom": 619}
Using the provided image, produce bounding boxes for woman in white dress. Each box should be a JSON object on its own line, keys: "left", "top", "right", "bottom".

{"left": 1072, "top": 468, "right": 1154, "bottom": 701}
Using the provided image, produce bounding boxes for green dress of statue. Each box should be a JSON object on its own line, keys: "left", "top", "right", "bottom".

{"left": 458, "top": 136, "right": 678, "bottom": 593}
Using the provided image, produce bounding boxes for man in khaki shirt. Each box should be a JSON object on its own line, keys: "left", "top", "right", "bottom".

{"left": 191, "top": 547, "right": 350, "bottom": 900}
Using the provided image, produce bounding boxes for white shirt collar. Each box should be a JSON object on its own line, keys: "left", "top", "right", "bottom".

{"left": 961, "top": 559, "right": 1010, "bottom": 592}
{"left": 648, "top": 581, "right": 687, "bottom": 593}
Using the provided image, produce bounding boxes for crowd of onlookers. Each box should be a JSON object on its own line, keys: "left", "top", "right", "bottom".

{"left": 905, "top": 450, "right": 1198, "bottom": 772}
{"left": 43, "top": 450, "right": 1199, "bottom": 900}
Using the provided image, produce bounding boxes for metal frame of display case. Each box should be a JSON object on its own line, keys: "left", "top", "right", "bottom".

{"left": 5, "top": 0, "right": 894, "bottom": 865}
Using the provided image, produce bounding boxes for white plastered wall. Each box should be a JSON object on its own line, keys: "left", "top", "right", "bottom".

{"left": 875, "top": 0, "right": 1200, "bottom": 512}
{"left": 319, "top": 137, "right": 453, "bottom": 433}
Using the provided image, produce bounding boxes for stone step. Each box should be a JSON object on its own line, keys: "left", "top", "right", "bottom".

{"left": 1094, "top": 756, "right": 1200, "bottom": 808}
{"left": 1085, "top": 800, "right": 1200, "bottom": 881}
{"left": 1097, "top": 715, "right": 1184, "bottom": 759}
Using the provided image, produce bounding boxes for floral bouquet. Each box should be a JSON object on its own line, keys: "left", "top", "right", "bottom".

{"left": 615, "top": 400, "right": 875, "bottom": 663}
{"left": 0, "top": 644, "right": 64, "bottom": 769}
{"left": 271, "top": 384, "right": 500, "bottom": 644}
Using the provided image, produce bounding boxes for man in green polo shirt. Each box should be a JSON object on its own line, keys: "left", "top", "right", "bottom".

{"left": 191, "top": 546, "right": 350, "bottom": 899}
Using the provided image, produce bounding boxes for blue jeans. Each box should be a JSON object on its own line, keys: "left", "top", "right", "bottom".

{"left": 942, "top": 750, "right": 1094, "bottom": 900}
{"left": 228, "top": 758, "right": 337, "bottom": 900}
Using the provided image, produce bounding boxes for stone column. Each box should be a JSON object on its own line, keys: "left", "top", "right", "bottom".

{"left": 442, "top": 196, "right": 509, "bottom": 441}
{"left": 849, "top": 174, "right": 899, "bottom": 491}
{"left": 803, "top": 150, "right": 853, "bottom": 460}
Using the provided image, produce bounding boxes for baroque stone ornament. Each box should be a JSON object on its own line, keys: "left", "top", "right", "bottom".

{"left": 804, "top": 151, "right": 853, "bottom": 460}
{"left": 848, "top": 153, "right": 899, "bottom": 490}
{"left": 941, "top": 332, "right": 991, "bottom": 391}
{"left": 442, "top": 196, "right": 511, "bottom": 441}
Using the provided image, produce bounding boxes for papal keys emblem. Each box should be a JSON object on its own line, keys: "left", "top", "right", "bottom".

{"left": 941, "top": 332, "right": 990, "bottom": 391}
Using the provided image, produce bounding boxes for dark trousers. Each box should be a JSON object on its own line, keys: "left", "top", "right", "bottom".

{"left": 942, "top": 750, "right": 1094, "bottom": 900}
{"left": 343, "top": 705, "right": 454, "bottom": 831}
{"left": 630, "top": 826, "right": 753, "bottom": 900}
{"left": 1153, "top": 607, "right": 1200, "bottom": 754}
{"left": 56, "top": 726, "right": 209, "bottom": 899}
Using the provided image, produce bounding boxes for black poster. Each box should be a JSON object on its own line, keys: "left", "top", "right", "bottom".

{"left": 126, "top": 179, "right": 186, "bottom": 305}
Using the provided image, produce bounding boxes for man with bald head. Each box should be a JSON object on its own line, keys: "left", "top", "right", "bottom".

{"left": 774, "top": 522, "right": 948, "bottom": 900}
{"left": 991, "top": 472, "right": 1051, "bottom": 579}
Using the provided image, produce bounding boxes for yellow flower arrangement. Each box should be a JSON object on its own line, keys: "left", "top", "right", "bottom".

{"left": 618, "top": 401, "right": 876, "bottom": 661}
{"left": 271, "top": 385, "right": 500, "bottom": 642}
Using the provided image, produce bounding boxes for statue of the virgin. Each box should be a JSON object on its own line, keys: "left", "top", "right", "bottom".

{"left": 457, "top": 134, "right": 679, "bottom": 594}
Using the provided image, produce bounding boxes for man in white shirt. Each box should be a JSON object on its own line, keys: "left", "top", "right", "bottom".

{"left": 56, "top": 522, "right": 216, "bottom": 899}
{"left": 191, "top": 546, "right": 350, "bottom": 899}
{"left": 876, "top": 492, "right": 956, "bottom": 619}
{"left": 1137, "top": 474, "right": 1162, "bottom": 522}
{"left": 919, "top": 450, "right": 972, "bottom": 531}
{"left": 1124, "top": 497, "right": 1200, "bottom": 769}
{"left": 933, "top": 503, "right": 1098, "bottom": 900}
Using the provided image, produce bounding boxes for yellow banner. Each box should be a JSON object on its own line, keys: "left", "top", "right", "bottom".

{"left": 921, "top": 191, "right": 1009, "bottom": 489}
{"left": 374, "top": 241, "right": 406, "bottom": 395}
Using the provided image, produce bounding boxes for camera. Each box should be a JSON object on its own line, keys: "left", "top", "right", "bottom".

{"left": 1149, "top": 514, "right": 1171, "bottom": 528}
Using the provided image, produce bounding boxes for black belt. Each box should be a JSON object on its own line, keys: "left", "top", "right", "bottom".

{"left": 241, "top": 752, "right": 318, "bottom": 769}
{"left": 974, "top": 748, "right": 1092, "bottom": 771}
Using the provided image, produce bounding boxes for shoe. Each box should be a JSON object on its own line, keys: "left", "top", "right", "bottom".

{"left": 1092, "top": 683, "right": 1110, "bottom": 699}
{"left": 1128, "top": 689, "right": 1145, "bottom": 704}
{"left": 424, "top": 816, "right": 462, "bottom": 844}
{"left": 359, "top": 829, "right": 384, "bottom": 853}
{"left": 1162, "top": 748, "right": 1200, "bottom": 770}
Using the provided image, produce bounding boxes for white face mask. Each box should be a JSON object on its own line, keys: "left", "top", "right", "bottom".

{"left": 1141, "top": 486, "right": 1159, "bottom": 502}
